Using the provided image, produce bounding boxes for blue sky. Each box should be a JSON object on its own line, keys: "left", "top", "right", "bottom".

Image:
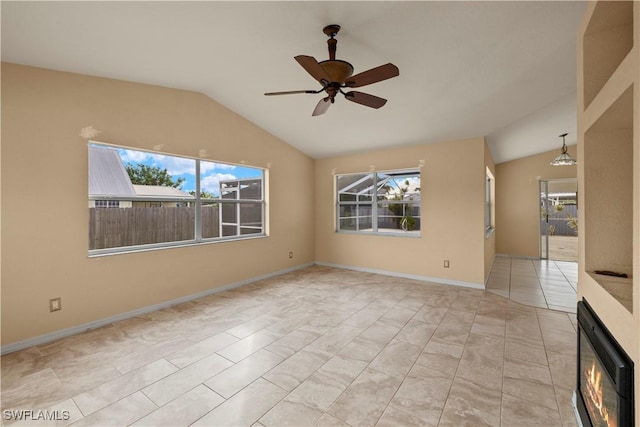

{"left": 115, "top": 146, "right": 262, "bottom": 196}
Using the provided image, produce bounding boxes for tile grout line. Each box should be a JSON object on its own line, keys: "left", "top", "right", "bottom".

{"left": 499, "top": 304, "right": 508, "bottom": 427}
{"left": 542, "top": 260, "right": 578, "bottom": 311}
{"left": 1, "top": 266, "right": 578, "bottom": 427}
{"left": 369, "top": 297, "right": 453, "bottom": 427}
{"left": 531, "top": 259, "right": 552, "bottom": 311}
{"left": 256, "top": 296, "right": 397, "bottom": 426}
{"left": 507, "top": 256, "right": 513, "bottom": 302}
{"left": 431, "top": 297, "right": 483, "bottom": 427}
{"left": 535, "top": 307, "right": 566, "bottom": 423}
{"left": 315, "top": 295, "right": 426, "bottom": 426}
{"left": 555, "top": 260, "right": 578, "bottom": 293}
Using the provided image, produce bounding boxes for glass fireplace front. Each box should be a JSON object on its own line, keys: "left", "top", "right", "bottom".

{"left": 576, "top": 299, "right": 634, "bottom": 427}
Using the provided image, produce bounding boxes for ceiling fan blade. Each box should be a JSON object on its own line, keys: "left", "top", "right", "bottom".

{"left": 345, "top": 63, "right": 399, "bottom": 88}
{"left": 295, "top": 55, "right": 331, "bottom": 85}
{"left": 312, "top": 97, "right": 331, "bottom": 116}
{"left": 344, "top": 91, "right": 387, "bottom": 109}
{"left": 264, "top": 90, "right": 318, "bottom": 96}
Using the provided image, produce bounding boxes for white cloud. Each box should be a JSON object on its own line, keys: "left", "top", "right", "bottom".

{"left": 384, "top": 176, "right": 421, "bottom": 198}
{"left": 201, "top": 161, "right": 236, "bottom": 174}
{"left": 215, "top": 163, "right": 236, "bottom": 170}
{"left": 119, "top": 149, "right": 195, "bottom": 176}
{"left": 154, "top": 155, "right": 195, "bottom": 176}
{"left": 119, "top": 149, "right": 149, "bottom": 164}
{"left": 117, "top": 148, "right": 251, "bottom": 193}
{"left": 201, "top": 173, "right": 237, "bottom": 195}
{"left": 200, "top": 162, "right": 216, "bottom": 174}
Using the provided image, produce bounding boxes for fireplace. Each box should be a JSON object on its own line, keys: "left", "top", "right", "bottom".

{"left": 575, "top": 299, "right": 634, "bottom": 427}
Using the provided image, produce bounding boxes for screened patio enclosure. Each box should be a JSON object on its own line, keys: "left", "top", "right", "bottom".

{"left": 336, "top": 170, "right": 421, "bottom": 235}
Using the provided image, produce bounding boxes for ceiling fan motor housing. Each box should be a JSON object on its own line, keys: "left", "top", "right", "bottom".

{"left": 264, "top": 24, "right": 399, "bottom": 116}
{"left": 319, "top": 60, "right": 354, "bottom": 83}
{"left": 319, "top": 25, "right": 354, "bottom": 83}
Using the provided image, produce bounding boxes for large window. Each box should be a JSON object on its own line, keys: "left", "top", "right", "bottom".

{"left": 88, "top": 143, "right": 265, "bottom": 255}
{"left": 336, "top": 169, "right": 420, "bottom": 236}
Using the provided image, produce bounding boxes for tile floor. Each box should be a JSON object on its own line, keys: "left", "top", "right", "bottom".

{"left": 486, "top": 256, "right": 578, "bottom": 314}
{"left": 1, "top": 264, "right": 578, "bottom": 427}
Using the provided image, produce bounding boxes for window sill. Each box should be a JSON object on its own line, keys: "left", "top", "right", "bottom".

{"left": 88, "top": 234, "right": 267, "bottom": 258}
{"left": 336, "top": 230, "right": 421, "bottom": 238}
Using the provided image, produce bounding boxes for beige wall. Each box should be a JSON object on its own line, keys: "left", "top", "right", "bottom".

{"left": 315, "top": 137, "right": 492, "bottom": 287}
{"left": 577, "top": 2, "right": 639, "bottom": 423}
{"left": 1, "top": 63, "right": 316, "bottom": 346}
{"left": 495, "top": 146, "right": 577, "bottom": 258}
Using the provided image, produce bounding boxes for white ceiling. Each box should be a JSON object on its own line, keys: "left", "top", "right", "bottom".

{"left": 1, "top": 1, "right": 586, "bottom": 163}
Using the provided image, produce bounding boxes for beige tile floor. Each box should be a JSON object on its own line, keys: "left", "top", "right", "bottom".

{"left": 1, "top": 264, "right": 578, "bottom": 427}
{"left": 487, "top": 256, "right": 578, "bottom": 314}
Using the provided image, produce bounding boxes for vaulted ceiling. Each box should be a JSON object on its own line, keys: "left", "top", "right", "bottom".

{"left": 1, "top": 1, "right": 586, "bottom": 163}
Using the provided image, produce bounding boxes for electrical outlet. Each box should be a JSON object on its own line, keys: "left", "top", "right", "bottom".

{"left": 49, "top": 297, "right": 62, "bottom": 312}
{"left": 444, "top": 260, "right": 450, "bottom": 268}
{"left": 289, "top": 251, "right": 293, "bottom": 259}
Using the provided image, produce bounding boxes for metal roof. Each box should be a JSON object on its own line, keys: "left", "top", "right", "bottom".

{"left": 89, "top": 146, "right": 192, "bottom": 200}
{"left": 337, "top": 172, "right": 421, "bottom": 200}
{"left": 89, "top": 146, "right": 136, "bottom": 197}
{"left": 132, "top": 185, "right": 192, "bottom": 200}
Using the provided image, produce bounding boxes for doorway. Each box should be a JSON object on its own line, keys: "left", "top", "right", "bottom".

{"left": 539, "top": 178, "right": 578, "bottom": 261}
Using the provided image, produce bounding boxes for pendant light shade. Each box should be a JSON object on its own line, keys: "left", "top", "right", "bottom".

{"left": 550, "top": 133, "right": 576, "bottom": 166}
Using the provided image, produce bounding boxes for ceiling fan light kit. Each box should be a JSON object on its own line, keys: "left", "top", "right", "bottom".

{"left": 265, "top": 24, "right": 399, "bottom": 116}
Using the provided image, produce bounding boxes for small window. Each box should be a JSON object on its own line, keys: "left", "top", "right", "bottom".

{"left": 336, "top": 169, "right": 420, "bottom": 236}
{"left": 94, "top": 200, "right": 120, "bottom": 208}
{"left": 485, "top": 168, "right": 495, "bottom": 235}
{"left": 88, "top": 142, "right": 266, "bottom": 254}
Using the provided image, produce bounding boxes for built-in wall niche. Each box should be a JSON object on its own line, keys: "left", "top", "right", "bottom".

{"left": 583, "top": 0, "right": 634, "bottom": 109}
{"left": 584, "top": 85, "right": 634, "bottom": 312}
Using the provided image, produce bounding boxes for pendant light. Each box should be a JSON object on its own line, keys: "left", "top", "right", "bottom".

{"left": 550, "top": 133, "right": 576, "bottom": 166}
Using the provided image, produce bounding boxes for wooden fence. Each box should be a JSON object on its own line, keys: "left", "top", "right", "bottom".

{"left": 542, "top": 204, "right": 578, "bottom": 236}
{"left": 89, "top": 207, "right": 220, "bottom": 250}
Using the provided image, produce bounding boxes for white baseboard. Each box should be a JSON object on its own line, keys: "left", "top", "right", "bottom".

{"left": 496, "top": 253, "right": 540, "bottom": 260}
{"left": 2, "top": 260, "right": 486, "bottom": 355}
{"left": 315, "top": 261, "right": 485, "bottom": 290}
{"left": 0, "top": 262, "right": 314, "bottom": 355}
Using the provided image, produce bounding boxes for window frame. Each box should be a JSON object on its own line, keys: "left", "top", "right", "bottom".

{"left": 94, "top": 200, "right": 120, "bottom": 208}
{"left": 335, "top": 168, "right": 421, "bottom": 237}
{"left": 88, "top": 142, "right": 267, "bottom": 257}
{"left": 206, "top": 178, "right": 265, "bottom": 238}
{"left": 485, "top": 168, "right": 495, "bottom": 237}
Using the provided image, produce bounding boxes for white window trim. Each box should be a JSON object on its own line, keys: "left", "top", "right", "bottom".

{"left": 88, "top": 142, "right": 266, "bottom": 256}
{"left": 335, "top": 168, "right": 421, "bottom": 237}
{"left": 485, "top": 168, "right": 495, "bottom": 238}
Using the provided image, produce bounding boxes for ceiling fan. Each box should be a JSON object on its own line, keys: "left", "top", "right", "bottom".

{"left": 265, "top": 25, "right": 399, "bottom": 116}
